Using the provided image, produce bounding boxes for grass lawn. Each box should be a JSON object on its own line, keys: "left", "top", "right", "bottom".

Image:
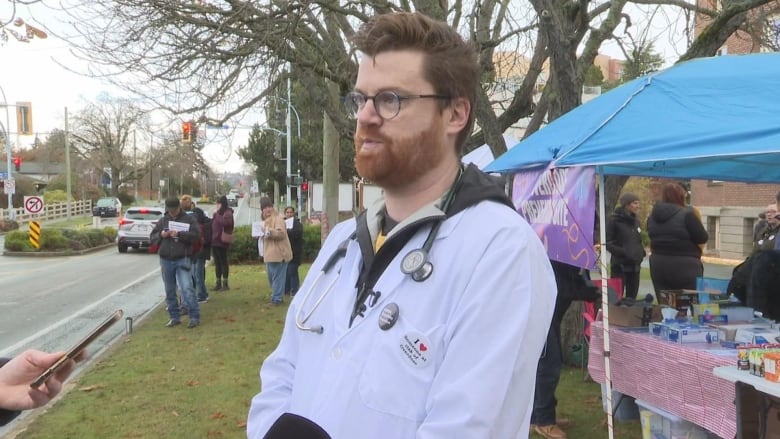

{"left": 13, "top": 263, "right": 641, "bottom": 438}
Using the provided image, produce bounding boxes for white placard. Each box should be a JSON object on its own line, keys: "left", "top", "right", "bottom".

{"left": 168, "top": 221, "right": 190, "bottom": 232}
{"left": 251, "top": 221, "right": 265, "bottom": 237}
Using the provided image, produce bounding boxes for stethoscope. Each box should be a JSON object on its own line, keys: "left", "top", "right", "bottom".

{"left": 295, "top": 169, "right": 463, "bottom": 334}
{"left": 400, "top": 169, "right": 463, "bottom": 282}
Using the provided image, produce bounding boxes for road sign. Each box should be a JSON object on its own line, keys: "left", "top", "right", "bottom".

{"left": 29, "top": 220, "right": 41, "bottom": 249}
{"left": 4, "top": 178, "right": 15, "bottom": 195}
{"left": 24, "top": 195, "right": 44, "bottom": 215}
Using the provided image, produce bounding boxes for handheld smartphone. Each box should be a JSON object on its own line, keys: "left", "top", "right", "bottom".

{"left": 30, "top": 309, "right": 124, "bottom": 389}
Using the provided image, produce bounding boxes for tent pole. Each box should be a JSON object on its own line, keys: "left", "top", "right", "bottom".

{"left": 597, "top": 168, "right": 614, "bottom": 439}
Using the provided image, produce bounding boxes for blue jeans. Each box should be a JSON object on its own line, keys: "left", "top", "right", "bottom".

{"left": 285, "top": 263, "right": 300, "bottom": 295}
{"left": 266, "top": 262, "right": 288, "bottom": 303}
{"left": 192, "top": 257, "right": 208, "bottom": 301}
{"left": 161, "top": 257, "right": 200, "bottom": 321}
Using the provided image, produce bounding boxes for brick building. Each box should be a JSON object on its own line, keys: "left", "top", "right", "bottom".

{"left": 687, "top": 0, "right": 779, "bottom": 260}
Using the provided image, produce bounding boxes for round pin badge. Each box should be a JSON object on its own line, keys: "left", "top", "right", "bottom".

{"left": 378, "top": 303, "right": 399, "bottom": 330}
{"left": 401, "top": 249, "right": 428, "bottom": 275}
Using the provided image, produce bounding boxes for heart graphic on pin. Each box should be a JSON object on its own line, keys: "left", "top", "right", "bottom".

{"left": 419, "top": 343, "right": 427, "bottom": 352}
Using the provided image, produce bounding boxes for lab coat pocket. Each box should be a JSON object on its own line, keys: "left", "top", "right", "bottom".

{"left": 357, "top": 323, "right": 444, "bottom": 422}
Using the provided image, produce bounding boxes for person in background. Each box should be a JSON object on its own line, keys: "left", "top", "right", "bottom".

{"left": 0, "top": 350, "right": 84, "bottom": 426}
{"left": 260, "top": 197, "right": 292, "bottom": 305}
{"left": 211, "top": 195, "right": 234, "bottom": 291}
{"left": 150, "top": 197, "right": 201, "bottom": 328}
{"left": 247, "top": 12, "right": 556, "bottom": 438}
{"left": 753, "top": 204, "right": 780, "bottom": 251}
{"left": 647, "top": 182, "right": 708, "bottom": 293}
{"left": 283, "top": 206, "right": 303, "bottom": 297}
{"left": 605, "top": 192, "right": 646, "bottom": 305}
{"left": 180, "top": 195, "right": 212, "bottom": 303}
{"left": 531, "top": 261, "right": 599, "bottom": 439}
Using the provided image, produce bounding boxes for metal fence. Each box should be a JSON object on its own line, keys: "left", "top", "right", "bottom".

{"left": 0, "top": 199, "right": 93, "bottom": 222}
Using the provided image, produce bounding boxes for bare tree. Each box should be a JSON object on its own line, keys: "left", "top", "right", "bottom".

{"left": 69, "top": 96, "right": 149, "bottom": 196}
{"left": 50, "top": 0, "right": 776, "bottom": 172}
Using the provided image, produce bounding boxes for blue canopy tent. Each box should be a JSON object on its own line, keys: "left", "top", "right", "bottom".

{"left": 485, "top": 53, "right": 780, "bottom": 439}
{"left": 486, "top": 53, "right": 780, "bottom": 181}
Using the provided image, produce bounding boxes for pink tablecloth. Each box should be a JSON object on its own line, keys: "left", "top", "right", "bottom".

{"left": 588, "top": 322, "right": 737, "bottom": 439}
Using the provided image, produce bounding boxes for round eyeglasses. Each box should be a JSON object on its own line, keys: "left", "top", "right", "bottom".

{"left": 344, "top": 91, "right": 450, "bottom": 120}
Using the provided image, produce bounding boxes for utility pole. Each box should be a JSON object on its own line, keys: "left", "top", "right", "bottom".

{"left": 322, "top": 81, "right": 340, "bottom": 242}
{"left": 285, "top": 62, "right": 293, "bottom": 206}
{"left": 65, "top": 107, "right": 72, "bottom": 218}
{"left": 133, "top": 131, "right": 138, "bottom": 201}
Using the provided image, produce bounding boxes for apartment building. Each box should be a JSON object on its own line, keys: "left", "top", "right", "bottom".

{"left": 689, "top": 0, "right": 779, "bottom": 259}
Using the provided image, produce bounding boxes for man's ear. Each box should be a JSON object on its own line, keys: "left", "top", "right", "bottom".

{"left": 445, "top": 97, "right": 470, "bottom": 135}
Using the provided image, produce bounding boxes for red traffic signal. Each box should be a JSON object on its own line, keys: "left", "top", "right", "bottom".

{"left": 12, "top": 156, "right": 21, "bottom": 172}
{"left": 301, "top": 181, "right": 309, "bottom": 192}
{"left": 182, "top": 121, "right": 193, "bottom": 143}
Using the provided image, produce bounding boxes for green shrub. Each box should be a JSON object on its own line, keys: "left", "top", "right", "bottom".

{"left": 40, "top": 229, "right": 68, "bottom": 250}
{"left": 227, "top": 225, "right": 261, "bottom": 264}
{"left": 43, "top": 190, "right": 69, "bottom": 204}
{"left": 4, "top": 230, "right": 33, "bottom": 251}
{"left": 303, "top": 224, "right": 321, "bottom": 262}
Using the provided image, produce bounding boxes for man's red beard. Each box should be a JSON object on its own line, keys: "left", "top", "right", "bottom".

{"left": 354, "top": 123, "right": 445, "bottom": 190}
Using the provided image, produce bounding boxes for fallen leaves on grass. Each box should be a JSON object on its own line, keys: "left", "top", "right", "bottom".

{"left": 237, "top": 420, "right": 247, "bottom": 428}
{"left": 79, "top": 384, "right": 104, "bottom": 392}
{"left": 210, "top": 412, "right": 226, "bottom": 419}
{"left": 187, "top": 380, "right": 200, "bottom": 387}
{"left": 223, "top": 316, "right": 237, "bottom": 322}
{"left": 172, "top": 410, "right": 179, "bottom": 417}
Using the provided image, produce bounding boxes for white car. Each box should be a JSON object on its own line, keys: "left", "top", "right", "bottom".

{"left": 116, "top": 206, "right": 165, "bottom": 253}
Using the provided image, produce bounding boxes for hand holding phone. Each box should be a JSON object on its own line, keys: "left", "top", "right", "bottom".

{"left": 30, "top": 310, "right": 124, "bottom": 389}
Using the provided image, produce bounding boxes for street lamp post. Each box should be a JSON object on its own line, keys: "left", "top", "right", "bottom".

{"left": 0, "top": 86, "right": 15, "bottom": 220}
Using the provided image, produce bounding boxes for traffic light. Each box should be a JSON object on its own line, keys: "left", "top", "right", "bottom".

{"left": 301, "top": 181, "right": 308, "bottom": 192}
{"left": 13, "top": 156, "right": 21, "bottom": 172}
{"left": 182, "top": 121, "right": 193, "bottom": 144}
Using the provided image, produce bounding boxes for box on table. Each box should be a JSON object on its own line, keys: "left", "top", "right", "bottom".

{"left": 667, "top": 325, "right": 720, "bottom": 344}
{"left": 734, "top": 327, "right": 780, "bottom": 344}
{"left": 696, "top": 276, "right": 730, "bottom": 295}
{"left": 715, "top": 323, "right": 769, "bottom": 342}
{"left": 635, "top": 399, "right": 709, "bottom": 439}
{"left": 608, "top": 304, "right": 662, "bottom": 327}
{"left": 657, "top": 289, "right": 730, "bottom": 311}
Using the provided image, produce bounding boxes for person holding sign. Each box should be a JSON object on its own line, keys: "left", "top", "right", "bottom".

{"left": 150, "top": 197, "right": 201, "bottom": 328}
{"left": 259, "top": 197, "right": 292, "bottom": 305}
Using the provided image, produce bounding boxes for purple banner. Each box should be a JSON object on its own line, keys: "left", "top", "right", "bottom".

{"left": 512, "top": 165, "right": 597, "bottom": 269}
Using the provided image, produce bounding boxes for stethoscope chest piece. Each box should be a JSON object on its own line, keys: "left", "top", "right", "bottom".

{"left": 401, "top": 249, "right": 428, "bottom": 275}
{"left": 378, "top": 303, "right": 400, "bottom": 330}
{"left": 402, "top": 249, "right": 433, "bottom": 282}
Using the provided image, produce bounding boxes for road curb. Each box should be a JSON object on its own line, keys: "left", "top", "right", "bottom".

{"left": 2, "top": 243, "right": 115, "bottom": 257}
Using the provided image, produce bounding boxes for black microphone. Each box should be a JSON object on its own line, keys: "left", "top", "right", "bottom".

{"left": 263, "top": 413, "right": 331, "bottom": 439}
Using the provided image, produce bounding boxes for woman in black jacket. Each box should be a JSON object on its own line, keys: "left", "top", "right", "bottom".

{"left": 606, "top": 193, "right": 646, "bottom": 303}
{"left": 647, "top": 183, "right": 709, "bottom": 294}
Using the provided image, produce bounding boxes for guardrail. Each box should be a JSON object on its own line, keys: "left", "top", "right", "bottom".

{"left": 0, "top": 199, "right": 93, "bottom": 222}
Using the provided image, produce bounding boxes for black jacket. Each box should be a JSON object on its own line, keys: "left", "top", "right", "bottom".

{"left": 150, "top": 210, "right": 200, "bottom": 260}
{"left": 647, "top": 202, "right": 708, "bottom": 257}
{"left": 286, "top": 216, "right": 304, "bottom": 265}
{"left": 606, "top": 206, "right": 645, "bottom": 267}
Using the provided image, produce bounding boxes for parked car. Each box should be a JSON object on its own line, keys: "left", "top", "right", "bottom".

{"left": 226, "top": 193, "right": 238, "bottom": 207}
{"left": 116, "top": 206, "right": 165, "bottom": 253}
{"left": 93, "top": 197, "right": 122, "bottom": 217}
